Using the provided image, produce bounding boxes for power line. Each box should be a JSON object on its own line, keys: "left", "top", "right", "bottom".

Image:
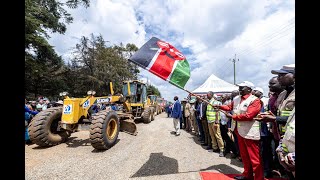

{"left": 238, "top": 29, "right": 294, "bottom": 57}
{"left": 236, "top": 17, "right": 294, "bottom": 56}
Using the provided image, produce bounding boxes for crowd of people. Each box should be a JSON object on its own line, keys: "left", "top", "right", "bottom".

{"left": 169, "top": 64, "right": 295, "bottom": 180}
{"left": 25, "top": 63, "right": 295, "bottom": 180}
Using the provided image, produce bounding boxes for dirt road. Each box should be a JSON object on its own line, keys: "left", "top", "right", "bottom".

{"left": 25, "top": 112, "right": 243, "bottom": 180}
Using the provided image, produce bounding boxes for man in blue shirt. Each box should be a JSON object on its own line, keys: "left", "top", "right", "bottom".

{"left": 25, "top": 99, "right": 39, "bottom": 144}
{"left": 172, "top": 96, "right": 182, "bottom": 136}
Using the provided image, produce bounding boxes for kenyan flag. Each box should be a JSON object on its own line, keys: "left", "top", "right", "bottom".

{"left": 128, "top": 37, "right": 190, "bottom": 89}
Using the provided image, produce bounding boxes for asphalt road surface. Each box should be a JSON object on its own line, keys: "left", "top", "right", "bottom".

{"left": 25, "top": 112, "right": 244, "bottom": 180}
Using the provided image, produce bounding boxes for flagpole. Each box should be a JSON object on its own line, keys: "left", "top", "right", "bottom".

{"left": 128, "top": 36, "right": 228, "bottom": 115}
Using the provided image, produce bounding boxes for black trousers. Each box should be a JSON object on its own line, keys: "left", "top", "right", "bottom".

{"left": 220, "top": 123, "right": 238, "bottom": 155}
{"left": 260, "top": 135, "right": 273, "bottom": 174}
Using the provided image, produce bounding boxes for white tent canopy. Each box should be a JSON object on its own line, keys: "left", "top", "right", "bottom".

{"left": 192, "top": 74, "right": 238, "bottom": 94}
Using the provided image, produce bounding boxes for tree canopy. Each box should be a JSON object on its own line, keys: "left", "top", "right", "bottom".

{"left": 25, "top": 0, "right": 162, "bottom": 100}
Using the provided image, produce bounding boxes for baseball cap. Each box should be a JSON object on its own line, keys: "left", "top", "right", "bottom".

{"left": 271, "top": 64, "right": 295, "bottom": 74}
{"left": 237, "top": 81, "right": 255, "bottom": 89}
{"left": 253, "top": 87, "right": 264, "bottom": 94}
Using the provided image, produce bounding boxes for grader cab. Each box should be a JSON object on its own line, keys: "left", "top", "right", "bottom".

{"left": 121, "top": 80, "right": 155, "bottom": 123}
{"left": 28, "top": 80, "right": 155, "bottom": 150}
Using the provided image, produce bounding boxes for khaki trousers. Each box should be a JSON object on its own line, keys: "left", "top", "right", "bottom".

{"left": 208, "top": 122, "right": 224, "bottom": 151}
{"left": 185, "top": 116, "right": 192, "bottom": 132}
{"left": 191, "top": 114, "right": 198, "bottom": 134}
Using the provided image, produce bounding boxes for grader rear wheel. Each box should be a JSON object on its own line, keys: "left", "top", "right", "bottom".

{"left": 89, "top": 110, "right": 120, "bottom": 150}
{"left": 28, "top": 107, "right": 70, "bottom": 147}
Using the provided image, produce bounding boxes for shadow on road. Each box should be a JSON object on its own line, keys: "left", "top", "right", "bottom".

{"left": 65, "top": 137, "right": 91, "bottom": 148}
{"left": 200, "top": 164, "right": 241, "bottom": 174}
{"left": 31, "top": 137, "right": 88, "bottom": 149}
{"left": 32, "top": 146, "right": 50, "bottom": 150}
{"left": 130, "top": 152, "right": 241, "bottom": 178}
{"left": 64, "top": 137, "right": 120, "bottom": 150}
{"left": 131, "top": 152, "right": 178, "bottom": 178}
{"left": 189, "top": 134, "right": 210, "bottom": 151}
{"left": 90, "top": 139, "right": 121, "bottom": 153}
{"left": 188, "top": 134, "right": 244, "bottom": 168}
{"left": 226, "top": 154, "right": 244, "bottom": 168}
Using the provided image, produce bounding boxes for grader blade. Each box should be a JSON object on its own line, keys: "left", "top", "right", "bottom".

{"left": 120, "top": 119, "right": 138, "bottom": 136}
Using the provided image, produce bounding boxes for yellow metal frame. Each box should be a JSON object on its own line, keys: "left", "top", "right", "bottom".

{"left": 60, "top": 80, "right": 148, "bottom": 124}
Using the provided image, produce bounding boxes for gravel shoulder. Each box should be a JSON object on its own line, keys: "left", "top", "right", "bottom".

{"left": 25, "top": 112, "right": 244, "bottom": 180}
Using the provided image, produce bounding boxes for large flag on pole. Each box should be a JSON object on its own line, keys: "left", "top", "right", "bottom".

{"left": 128, "top": 37, "right": 190, "bottom": 89}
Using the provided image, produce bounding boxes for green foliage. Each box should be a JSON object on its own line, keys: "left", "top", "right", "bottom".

{"left": 147, "top": 84, "right": 161, "bottom": 97}
{"left": 24, "top": 0, "right": 164, "bottom": 100}
{"left": 25, "top": 0, "right": 90, "bottom": 59}
{"left": 67, "top": 33, "right": 140, "bottom": 97}
{"left": 25, "top": 0, "right": 90, "bottom": 99}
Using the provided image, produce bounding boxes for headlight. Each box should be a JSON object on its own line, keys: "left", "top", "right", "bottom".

{"left": 87, "top": 91, "right": 92, "bottom": 95}
{"left": 62, "top": 92, "right": 68, "bottom": 96}
{"left": 92, "top": 91, "right": 96, "bottom": 95}
{"left": 59, "top": 92, "right": 63, "bottom": 96}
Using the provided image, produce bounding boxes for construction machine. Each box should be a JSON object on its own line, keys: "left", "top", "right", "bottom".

{"left": 147, "top": 95, "right": 161, "bottom": 116}
{"left": 121, "top": 80, "right": 155, "bottom": 123}
{"left": 28, "top": 80, "right": 155, "bottom": 150}
{"left": 157, "top": 97, "right": 166, "bottom": 113}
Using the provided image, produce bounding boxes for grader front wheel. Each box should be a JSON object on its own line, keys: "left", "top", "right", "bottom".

{"left": 89, "top": 110, "right": 120, "bottom": 150}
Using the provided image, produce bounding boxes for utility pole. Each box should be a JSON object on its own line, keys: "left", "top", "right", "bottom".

{"left": 230, "top": 54, "right": 239, "bottom": 85}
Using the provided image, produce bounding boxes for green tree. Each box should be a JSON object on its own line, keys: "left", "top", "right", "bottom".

{"left": 147, "top": 84, "right": 161, "bottom": 97}
{"left": 25, "top": 0, "right": 90, "bottom": 99}
{"left": 25, "top": 0, "right": 90, "bottom": 60}
{"left": 69, "top": 33, "right": 139, "bottom": 96}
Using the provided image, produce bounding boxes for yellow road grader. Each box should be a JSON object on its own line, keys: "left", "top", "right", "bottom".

{"left": 147, "top": 95, "right": 162, "bottom": 116}
{"left": 28, "top": 80, "right": 155, "bottom": 150}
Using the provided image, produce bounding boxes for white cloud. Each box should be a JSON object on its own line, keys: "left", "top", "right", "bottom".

{"left": 48, "top": 0, "right": 294, "bottom": 101}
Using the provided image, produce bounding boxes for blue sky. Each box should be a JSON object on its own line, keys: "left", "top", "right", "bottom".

{"left": 49, "top": 0, "right": 295, "bottom": 101}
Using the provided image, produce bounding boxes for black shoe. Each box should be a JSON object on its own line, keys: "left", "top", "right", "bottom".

{"left": 205, "top": 146, "right": 213, "bottom": 150}
{"left": 264, "top": 171, "right": 273, "bottom": 178}
{"left": 223, "top": 151, "right": 228, "bottom": 157}
{"left": 212, "top": 148, "right": 219, "bottom": 152}
{"left": 230, "top": 153, "right": 238, "bottom": 159}
{"left": 233, "top": 176, "right": 249, "bottom": 180}
{"left": 201, "top": 143, "right": 208, "bottom": 146}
